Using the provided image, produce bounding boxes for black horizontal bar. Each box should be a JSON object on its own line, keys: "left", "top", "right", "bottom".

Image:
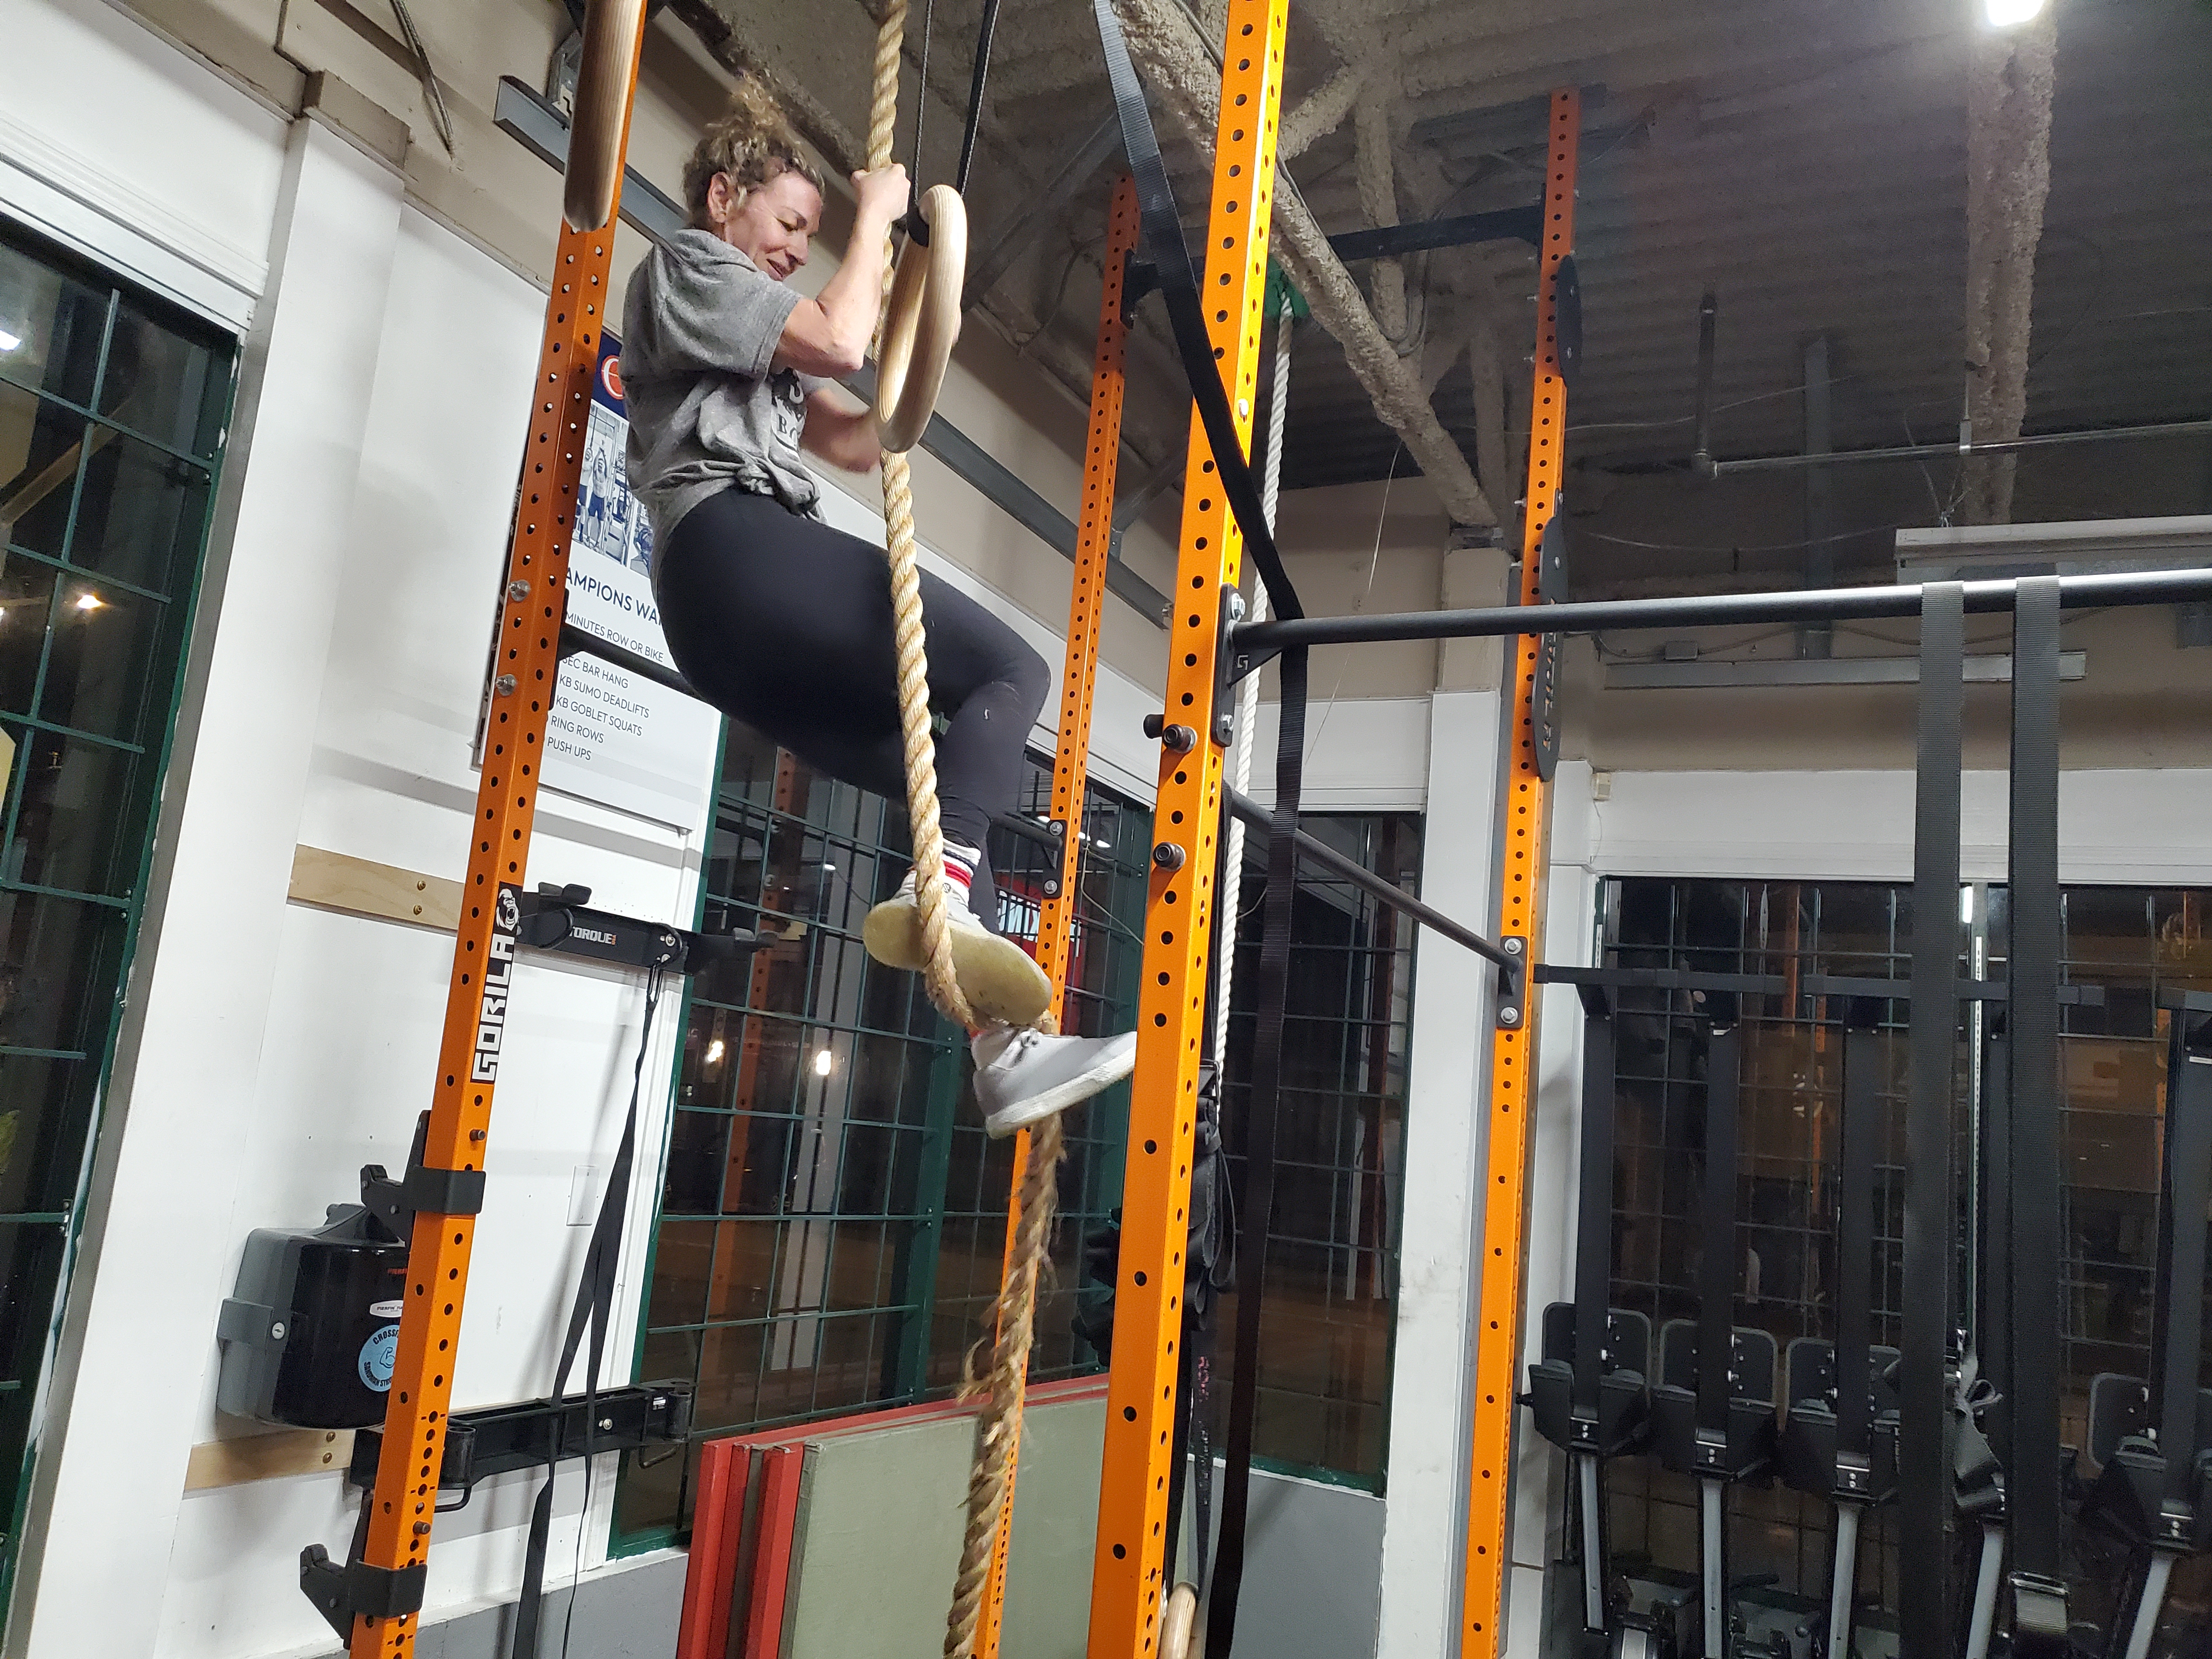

{"left": 1536, "top": 966, "right": 1786, "bottom": 995}
{"left": 1805, "top": 975, "right": 2104, "bottom": 1006}
{"left": 493, "top": 76, "right": 686, "bottom": 246}
{"left": 843, "top": 364, "right": 1172, "bottom": 627}
{"left": 351, "top": 1382, "right": 691, "bottom": 1497}
{"left": 1325, "top": 205, "right": 1544, "bottom": 262}
{"left": 992, "top": 812, "right": 1066, "bottom": 854}
{"left": 1126, "top": 207, "right": 1541, "bottom": 306}
{"left": 1707, "top": 417, "right": 2212, "bottom": 475}
{"left": 1224, "top": 787, "right": 1515, "bottom": 973}
{"left": 1231, "top": 566, "right": 2212, "bottom": 659}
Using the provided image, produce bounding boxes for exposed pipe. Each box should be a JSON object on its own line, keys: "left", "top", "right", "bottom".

{"left": 1690, "top": 290, "right": 1717, "bottom": 473}
{"left": 1702, "top": 417, "right": 2212, "bottom": 477}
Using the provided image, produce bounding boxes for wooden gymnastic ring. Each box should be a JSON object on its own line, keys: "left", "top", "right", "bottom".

{"left": 563, "top": 0, "right": 648, "bottom": 232}
{"left": 1160, "top": 1582, "right": 1200, "bottom": 1659}
{"left": 874, "top": 184, "right": 967, "bottom": 454}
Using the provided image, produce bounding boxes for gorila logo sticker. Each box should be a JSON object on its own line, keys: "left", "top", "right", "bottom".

{"left": 472, "top": 884, "right": 522, "bottom": 1084}
{"left": 358, "top": 1323, "right": 399, "bottom": 1393}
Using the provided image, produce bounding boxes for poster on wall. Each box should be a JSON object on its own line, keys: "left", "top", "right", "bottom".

{"left": 538, "top": 332, "right": 721, "bottom": 828}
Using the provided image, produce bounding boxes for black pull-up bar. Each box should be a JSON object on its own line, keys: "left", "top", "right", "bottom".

{"left": 1229, "top": 564, "right": 2212, "bottom": 667}
{"left": 1222, "top": 787, "right": 1518, "bottom": 974}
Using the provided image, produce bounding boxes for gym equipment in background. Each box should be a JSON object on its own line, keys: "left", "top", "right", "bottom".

{"left": 1776, "top": 997, "right": 1900, "bottom": 1659}
{"left": 1648, "top": 1002, "right": 1777, "bottom": 1659}
{"left": 1526, "top": 983, "right": 1660, "bottom": 1657}
{"left": 2079, "top": 990, "right": 2212, "bottom": 1659}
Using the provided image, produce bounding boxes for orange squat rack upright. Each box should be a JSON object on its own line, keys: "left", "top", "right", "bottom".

{"left": 1459, "top": 86, "right": 1581, "bottom": 1659}
{"left": 1085, "top": 2, "right": 1290, "bottom": 1656}
{"left": 309, "top": 8, "right": 652, "bottom": 1655}
{"left": 973, "top": 173, "right": 1142, "bottom": 1659}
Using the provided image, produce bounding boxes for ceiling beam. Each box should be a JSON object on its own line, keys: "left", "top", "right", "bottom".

{"left": 1108, "top": 0, "right": 1498, "bottom": 526}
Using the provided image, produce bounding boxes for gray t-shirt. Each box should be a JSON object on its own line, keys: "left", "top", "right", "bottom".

{"left": 619, "top": 229, "right": 822, "bottom": 549}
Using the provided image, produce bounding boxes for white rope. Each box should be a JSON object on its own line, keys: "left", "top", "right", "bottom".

{"left": 1213, "top": 295, "right": 1291, "bottom": 1063}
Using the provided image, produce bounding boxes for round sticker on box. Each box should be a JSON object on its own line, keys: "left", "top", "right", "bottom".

{"left": 358, "top": 1324, "right": 399, "bottom": 1393}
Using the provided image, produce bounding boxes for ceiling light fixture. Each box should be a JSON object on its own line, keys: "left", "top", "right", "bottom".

{"left": 0, "top": 329, "right": 20, "bottom": 353}
{"left": 813, "top": 1048, "right": 833, "bottom": 1077}
{"left": 74, "top": 592, "right": 102, "bottom": 612}
{"left": 1984, "top": 0, "right": 2046, "bottom": 25}
{"left": 704, "top": 1037, "right": 725, "bottom": 1065}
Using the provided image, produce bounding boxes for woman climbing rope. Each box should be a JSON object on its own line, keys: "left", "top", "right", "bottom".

{"left": 619, "top": 84, "right": 1133, "bottom": 1137}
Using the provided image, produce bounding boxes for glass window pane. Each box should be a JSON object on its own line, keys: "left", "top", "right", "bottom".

{"left": 643, "top": 1218, "right": 713, "bottom": 1332}
{"left": 708, "top": 1218, "right": 774, "bottom": 1324}
{"left": 0, "top": 383, "right": 89, "bottom": 562}
{"left": 0, "top": 890, "right": 124, "bottom": 1054}
{"left": 8, "top": 727, "right": 149, "bottom": 900}
{"left": 37, "top": 577, "right": 168, "bottom": 746}
{"left": 104, "top": 297, "right": 227, "bottom": 458}
{"left": 0, "top": 242, "right": 106, "bottom": 409}
{"left": 0, "top": 1051, "right": 98, "bottom": 1217}
{"left": 0, "top": 565, "right": 57, "bottom": 715}
{"left": 66, "top": 431, "right": 210, "bottom": 592}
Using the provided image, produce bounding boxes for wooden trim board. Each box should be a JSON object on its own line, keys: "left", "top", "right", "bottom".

{"left": 184, "top": 1427, "right": 354, "bottom": 1491}
{"left": 289, "top": 844, "right": 463, "bottom": 932}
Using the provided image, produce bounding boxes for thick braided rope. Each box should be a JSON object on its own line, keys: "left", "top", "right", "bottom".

{"left": 862, "top": 10, "right": 1054, "bottom": 1654}
{"left": 868, "top": 0, "right": 974, "bottom": 1034}
{"left": 944, "top": 1112, "right": 1066, "bottom": 1657}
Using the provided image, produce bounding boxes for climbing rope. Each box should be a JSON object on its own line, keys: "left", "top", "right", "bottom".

{"left": 944, "top": 1111, "right": 1064, "bottom": 1658}
{"left": 862, "top": 8, "right": 1064, "bottom": 1655}
{"left": 866, "top": 0, "right": 975, "bottom": 1038}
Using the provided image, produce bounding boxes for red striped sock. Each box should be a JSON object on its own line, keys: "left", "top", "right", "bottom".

{"left": 939, "top": 842, "right": 981, "bottom": 901}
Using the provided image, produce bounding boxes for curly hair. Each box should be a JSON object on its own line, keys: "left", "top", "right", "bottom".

{"left": 681, "top": 78, "right": 824, "bottom": 227}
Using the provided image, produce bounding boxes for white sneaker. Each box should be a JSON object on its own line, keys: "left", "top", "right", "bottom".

{"left": 972, "top": 1024, "right": 1138, "bottom": 1138}
{"left": 862, "top": 864, "right": 1052, "bottom": 1028}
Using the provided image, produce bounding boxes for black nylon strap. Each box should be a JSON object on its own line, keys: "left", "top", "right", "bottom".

{"left": 1206, "top": 642, "right": 1306, "bottom": 1659}
{"left": 1166, "top": 1311, "right": 1195, "bottom": 1566}
{"left": 1190, "top": 1324, "right": 1216, "bottom": 1590}
{"left": 1835, "top": 1013, "right": 1878, "bottom": 1458}
{"left": 1898, "top": 581, "right": 1963, "bottom": 1658}
{"left": 1695, "top": 1022, "right": 1740, "bottom": 1431}
{"left": 952, "top": 0, "right": 1003, "bottom": 196}
{"left": 1980, "top": 1014, "right": 2012, "bottom": 1420}
{"left": 2006, "top": 578, "right": 2063, "bottom": 1588}
{"left": 512, "top": 967, "right": 664, "bottom": 1658}
{"left": 1572, "top": 995, "right": 1616, "bottom": 1417}
{"left": 1089, "top": 0, "right": 1301, "bottom": 625}
{"left": 2156, "top": 1011, "right": 2212, "bottom": 1508}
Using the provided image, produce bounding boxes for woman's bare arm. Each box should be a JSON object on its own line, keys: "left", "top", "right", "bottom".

{"left": 799, "top": 385, "right": 882, "bottom": 472}
{"left": 774, "top": 166, "right": 908, "bottom": 377}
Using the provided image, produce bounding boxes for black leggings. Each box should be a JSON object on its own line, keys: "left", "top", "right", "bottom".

{"left": 657, "top": 488, "right": 1051, "bottom": 906}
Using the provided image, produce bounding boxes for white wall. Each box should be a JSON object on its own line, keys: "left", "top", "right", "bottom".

{"left": 0, "top": 0, "right": 283, "bottom": 329}
{"left": 1374, "top": 689, "right": 1502, "bottom": 1659}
